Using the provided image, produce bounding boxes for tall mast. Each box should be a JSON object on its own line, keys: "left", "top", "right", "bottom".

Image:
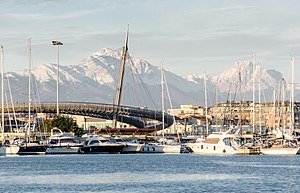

{"left": 161, "top": 62, "right": 165, "bottom": 144}
{"left": 282, "top": 79, "right": 286, "bottom": 130}
{"left": 1, "top": 46, "right": 4, "bottom": 141}
{"left": 291, "top": 56, "right": 295, "bottom": 134}
{"left": 163, "top": 68, "right": 177, "bottom": 135}
{"left": 258, "top": 64, "right": 262, "bottom": 135}
{"left": 112, "top": 27, "right": 129, "bottom": 129}
{"left": 204, "top": 72, "right": 209, "bottom": 135}
{"left": 215, "top": 78, "right": 219, "bottom": 125}
{"left": 28, "top": 38, "right": 32, "bottom": 141}
{"left": 273, "top": 89, "right": 276, "bottom": 133}
{"left": 229, "top": 84, "right": 232, "bottom": 125}
{"left": 252, "top": 53, "right": 256, "bottom": 133}
{"left": 239, "top": 70, "right": 242, "bottom": 134}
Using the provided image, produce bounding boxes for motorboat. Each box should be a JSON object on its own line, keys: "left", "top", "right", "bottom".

{"left": 79, "top": 135, "right": 124, "bottom": 154}
{"left": 46, "top": 128, "right": 83, "bottom": 154}
{"left": 140, "top": 142, "right": 181, "bottom": 153}
{"left": 140, "top": 137, "right": 181, "bottom": 154}
{"left": 187, "top": 129, "right": 241, "bottom": 155}
{"left": 18, "top": 142, "right": 46, "bottom": 155}
{"left": 112, "top": 137, "right": 144, "bottom": 153}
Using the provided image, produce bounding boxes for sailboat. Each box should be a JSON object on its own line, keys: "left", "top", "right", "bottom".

{"left": 0, "top": 46, "right": 19, "bottom": 156}
{"left": 140, "top": 62, "right": 181, "bottom": 153}
{"left": 18, "top": 39, "right": 47, "bottom": 155}
{"left": 260, "top": 56, "right": 300, "bottom": 155}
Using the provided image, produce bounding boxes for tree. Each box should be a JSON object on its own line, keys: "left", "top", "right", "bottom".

{"left": 39, "top": 115, "right": 83, "bottom": 136}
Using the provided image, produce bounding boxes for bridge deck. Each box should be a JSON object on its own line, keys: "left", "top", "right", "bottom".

{"left": 2, "top": 102, "right": 174, "bottom": 129}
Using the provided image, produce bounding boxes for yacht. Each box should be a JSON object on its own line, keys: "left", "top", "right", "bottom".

{"left": 260, "top": 139, "right": 300, "bottom": 155}
{"left": 18, "top": 142, "right": 46, "bottom": 155}
{"left": 140, "top": 137, "right": 181, "bottom": 153}
{"left": 46, "top": 128, "right": 83, "bottom": 154}
{"left": 140, "top": 142, "right": 181, "bottom": 153}
{"left": 187, "top": 129, "right": 241, "bottom": 155}
{"left": 79, "top": 135, "right": 124, "bottom": 154}
{"left": 113, "top": 137, "right": 144, "bottom": 153}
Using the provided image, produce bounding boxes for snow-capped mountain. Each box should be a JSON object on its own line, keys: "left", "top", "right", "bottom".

{"left": 5, "top": 48, "right": 292, "bottom": 109}
{"left": 7, "top": 48, "right": 199, "bottom": 109}
{"left": 185, "top": 60, "right": 290, "bottom": 102}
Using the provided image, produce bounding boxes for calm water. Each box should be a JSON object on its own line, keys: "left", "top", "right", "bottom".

{"left": 0, "top": 154, "right": 299, "bottom": 193}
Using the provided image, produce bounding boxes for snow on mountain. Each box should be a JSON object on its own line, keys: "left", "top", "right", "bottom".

{"left": 185, "top": 60, "right": 285, "bottom": 102}
{"left": 7, "top": 48, "right": 200, "bottom": 109}
{"left": 214, "top": 60, "right": 281, "bottom": 92}
{"left": 6, "top": 48, "right": 292, "bottom": 109}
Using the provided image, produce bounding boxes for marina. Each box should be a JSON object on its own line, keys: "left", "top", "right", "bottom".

{"left": 0, "top": 30, "right": 299, "bottom": 157}
{"left": 2, "top": 1, "right": 300, "bottom": 192}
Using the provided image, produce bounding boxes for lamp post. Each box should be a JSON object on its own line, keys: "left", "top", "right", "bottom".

{"left": 52, "top": 40, "right": 63, "bottom": 115}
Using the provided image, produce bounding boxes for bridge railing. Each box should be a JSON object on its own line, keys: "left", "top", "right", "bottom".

{"left": 1, "top": 102, "right": 174, "bottom": 129}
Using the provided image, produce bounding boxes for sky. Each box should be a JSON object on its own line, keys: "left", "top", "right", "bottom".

{"left": 1, "top": 0, "right": 300, "bottom": 83}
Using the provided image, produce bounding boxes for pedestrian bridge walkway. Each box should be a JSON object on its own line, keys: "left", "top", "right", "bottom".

{"left": 5, "top": 102, "right": 174, "bottom": 129}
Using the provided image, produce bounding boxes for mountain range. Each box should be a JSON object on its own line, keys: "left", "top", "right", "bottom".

{"left": 5, "top": 48, "right": 295, "bottom": 110}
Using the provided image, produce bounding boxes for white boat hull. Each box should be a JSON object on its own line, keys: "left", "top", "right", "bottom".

{"left": 0, "top": 145, "right": 20, "bottom": 156}
{"left": 140, "top": 144, "right": 181, "bottom": 153}
{"left": 46, "top": 146, "right": 80, "bottom": 154}
{"left": 122, "top": 143, "right": 143, "bottom": 153}
{"left": 261, "top": 147, "right": 300, "bottom": 155}
{"left": 188, "top": 143, "right": 238, "bottom": 155}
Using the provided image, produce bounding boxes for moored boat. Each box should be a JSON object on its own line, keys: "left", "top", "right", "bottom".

{"left": 79, "top": 135, "right": 124, "bottom": 154}
{"left": 260, "top": 146, "right": 300, "bottom": 155}
{"left": 187, "top": 129, "right": 241, "bottom": 155}
{"left": 113, "top": 137, "right": 144, "bottom": 153}
{"left": 46, "top": 128, "right": 83, "bottom": 154}
{"left": 140, "top": 142, "right": 181, "bottom": 153}
{"left": 0, "top": 145, "right": 20, "bottom": 156}
{"left": 18, "top": 142, "right": 46, "bottom": 155}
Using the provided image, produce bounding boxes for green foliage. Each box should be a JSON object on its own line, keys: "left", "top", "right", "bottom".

{"left": 39, "top": 115, "right": 83, "bottom": 136}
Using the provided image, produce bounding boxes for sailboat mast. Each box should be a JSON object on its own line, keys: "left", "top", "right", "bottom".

{"left": 161, "top": 62, "right": 165, "bottom": 144}
{"left": 273, "top": 89, "right": 276, "bottom": 132}
{"left": 204, "top": 72, "right": 209, "bottom": 135}
{"left": 1, "top": 46, "right": 4, "bottom": 141}
{"left": 239, "top": 71, "right": 242, "bottom": 134}
{"left": 28, "top": 38, "right": 32, "bottom": 140}
{"left": 252, "top": 53, "right": 256, "bottom": 133}
{"left": 258, "top": 64, "right": 262, "bottom": 135}
{"left": 163, "top": 69, "right": 176, "bottom": 135}
{"left": 282, "top": 79, "right": 286, "bottom": 130}
{"left": 112, "top": 27, "right": 129, "bottom": 129}
{"left": 291, "top": 56, "right": 295, "bottom": 134}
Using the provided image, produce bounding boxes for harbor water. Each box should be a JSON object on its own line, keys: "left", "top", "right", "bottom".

{"left": 0, "top": 154, "right": 299, "bottom": 193}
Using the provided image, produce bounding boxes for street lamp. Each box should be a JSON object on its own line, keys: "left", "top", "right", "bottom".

{"left": 52, "top": 40, "right": 63, "bottom": 115}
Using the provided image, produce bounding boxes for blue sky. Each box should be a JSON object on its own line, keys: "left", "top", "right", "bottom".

{"left": 1, "top": 0, "right": 300, "bottom": 82}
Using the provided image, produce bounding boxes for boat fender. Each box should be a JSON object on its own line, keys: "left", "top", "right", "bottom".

{"left": 223, "top": 149, "right": 226, "bottom": 153}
